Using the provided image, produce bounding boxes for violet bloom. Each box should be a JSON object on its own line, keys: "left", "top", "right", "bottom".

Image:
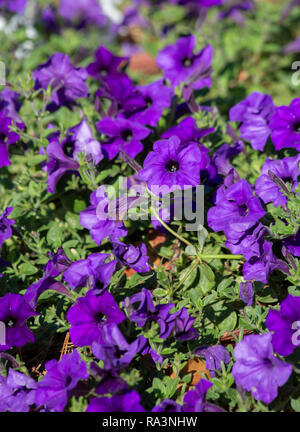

{"left": 207, "top": 179, "right": 265, "bottom": 243}
{"left": 0, "top": 89, "right": 22, "bottom": 122}
{"left": 67, "top": 290, "right": 125, "bottom": 347}
{"left": 112, "top": 241, "right": 150, "bottom": 273}
{"left": 255, "top": 155, "right": 300, "bottom": 207}
{"left": 80, "top": 186, "right": 127, "bottom": 246}
{"left": 69, "top": 119, "right": 103, "bottom": 165}
{"left": 283, "top": 36, "right": 300, "bottom": 54}
{"left": 243, "top": 240, "right": 290, "bottom": 284}
{"left": 0, "top": 369, "right": 36, "bottom": 412}
{"left": 124, "top": 288, "right": 160, "bottom": 327}
{"left": 283, "top": 230, "right": 300, "bottom": 257}
{"left": 225, "top": 222, "right": 269, "bottom": 260}
{"left": 42, "top": 132, "right": 80, "bottom": 193}
{"left": 0, "top": 0, "right": 27, "bottom": 13}
{"left": 0, "top": 113, "right": 23, "bottom": 168}
{"left": 138, "top": 136, "right": 204, "bottom": 192}
{"left": 58, "top": 0, "right": 106, "bottom": 26}
{"left": 232, "top": 333, "right": 292, "bottom": 404}
{"left": 266, "top": 295, "right": 300, "bottom": 357}
{"left": 129, "top": 80, "right": 172, "bottom": 127}
{"left": 229, "top": 92, "right": 275, "bottom": 151}
{"left": 162, "top": 116, "right": 214, "bottom": 144}
{"left": 63, "top": 252, "right": 116, "bottom": 292}
{"left": 159, "top": 306, "right": 199, "bottom": 341}
{"left": 269, "top": 98, "right": 300, "bottom": 151}
{"left": 212, "top": 141, "right": 244, "bottom": 176}
{"left": 24, "top": 248, "right": 72, "bottom": 308}
{"left": 92, "top": 324, "right": 146, "bottom": 370}
{"left": 0, "top": 293, "right": 38, "bottom": 351}
{"left": 152, "top": 399, "right": 183, "bottom": 412}
{"left": 87, "top": 45, "right": 128, "bottom": 81}
{"left": 96, "top": 75, "right": 145, "bottom": 118}
{"left": 33, "top": 53, "right": 88, "bottom": 110}
{"left": 157, "top": 35, "right": 213, "bottom": 90}
{"left": 195, "top": 345, "right": 231, "bottom": 377}
{"left": 239, "top": 281, "right": 254, "bottom": 306}
{"left": 183, "top": 379, "right": 224, "bottom": 412}
{"left": 86, "top": 390, "right": 145, "bottom": 412}
{"left": 35, "top": 350, "right": 88, "bottom": 412}
{"left": 218, "top": 0, "right": 254, "bottom": 25}
{"left": 97, "top": 117, "right": 150, "bottom": 160}
{"left": 0, "top": 206, "right": 15, "bottom": 249}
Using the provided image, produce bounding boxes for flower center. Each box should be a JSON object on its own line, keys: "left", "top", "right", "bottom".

{"left": 238, "top": 203, "right": 249, "bottom": 216}
{"left": 182, "top": 57, "right": 192, "bottom": 67}
{"left": 121, "top": 129, "right": 133, "bottom": 142}
{"left": 65, "top": 375, "right": 73, "bottom": 387}
{"left": 145, "top": 96, "right": 152, "bottom": 108}
{"left": 94, "top": 312, "right": 105, "bottom": 324}
{"left": 293, "top": 121, "right": 300, "bottom": 133}
{"left": 263, "top": 358, "right": 273, "bottom": 369}
{"left": 165, "top": 160, "right": 180, "bottom": 173}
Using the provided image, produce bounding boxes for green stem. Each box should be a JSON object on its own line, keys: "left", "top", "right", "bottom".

{"left": 173, "top": 257, "right": 200, "bottom": 295}
{"left": 151, "top": 206, "right": 193, "bottom": 248}
{"left": 198, "top": 254, "right": 244, "bottom": 260}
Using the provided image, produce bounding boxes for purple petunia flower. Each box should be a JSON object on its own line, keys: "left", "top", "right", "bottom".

{"left": 138, "top": 136, "right": 204, "bottom": 192}
{"left": 0, "top": 369, "right": 37, "bottom": 412}
{"left": 212, "top": 141, "right": 244, "bottom": 176}
{"left": 239, "top": 281, "right": 254, "bottom": 306}
{"left": 0, "top": 0, "right": 27, "bottom": 13}
{"left": 0, "top": 89, "right": 22, "bottom": 122}
{"left": 69, "top": 119, "right": 103, "bottom": 165}
{"left": 229, "top": 92, "right": 275, "bottom": 151}
{"left": 152, "top": 399, "right": 183, "bottom": 412}
{"left": 195, "top": 345, "right": 231, "bottom": 377}
{"left": 183, "top": 379, "right": 225, "bottom": 412}
{"left": 283, "top": 230, "right": 300, "bottom": 257}
{"left": 283, "top": 36, "right": 300, "bottom": 54}
{"left": 157, "top": 35, "right": 213, "bottom": 90}
{"left": 25, "top": 247, "right": 72, "bottom": 308}
{"left": 87, "top": 45, "right": 128, "bottom": 81}
{"left": 86, "top": 390, "right": 145, "bottom": 412}
{"left": 225, "top": 222, "right": 269, "bottom": 260}
{"left": 232, "top": 333, "right": 292, "bottom": 404}
{"left": 266, "top": 295, "right": 300, "bottom": 357}
{"left": 269, "top": 98, "right": 300, "bottom": 151}
{"left": 35, "top": 350, "right": 88, "bottom": 412}
{"left": 33, "top": 53, "right": 88, "bottom": 110}
{"left": 95, "top": 75, "right": 145, "bottom": 118}
{"left": 128, "top": 80, "right": 172, "bottom": 127}
{"left": 243, "top": 240, "right": 290, "bottom": 284}
{"left": 42, "top": 132, "right": 80, "bottom": 193}
{"left": 80, "top": 186, "right": 127, "bottom": 246}
{"left": 58, "top": 0, "right": 106, "bottom": 27}
{"left": 162, "top": 116, "right": 214, "bottom": 145}
{"left": 97, "top": 116, "right": 150, "bottom": 160}
{"left": 255, "top": 155, "right": 300, "bottom": 207}
{"left": 112, "top": 241, "right": 150, "bottom": 273}
{"left": 218, "top": 0, "right": 254, "bottom": 25}
{"left": 0, "top": 113, "right": 23, "bottom": 168}
{"left": 0, "top": 206, "right": 15, "bottom": 249}
{"left": 67, "top": 290, "right": 125, "bottom": 347}
{"left": 159, "top": 306, "right": 199, "bottom": 341}
{"left": 63, "top": 252, "right": 116, "bottom": 293}
{"left": 0, "top": 293, "right": 38, "bottom": 351}
{"left": 92, "top": 324, "right": 146, "bottom": 370}
{"left": 207, "top": 179, "right": 266, "bottom": 243}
